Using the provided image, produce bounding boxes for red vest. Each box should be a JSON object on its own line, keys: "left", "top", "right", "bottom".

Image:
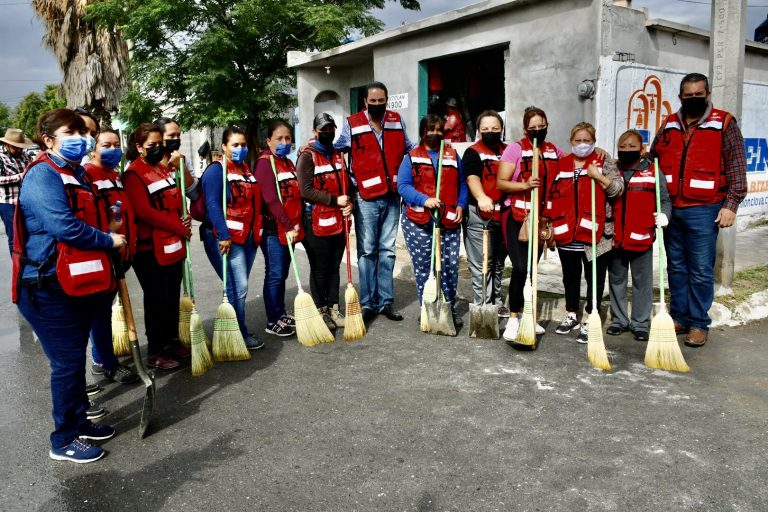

{"left": 509, "top": 138, "right": 559, "bottom": 223}
{"left": 213, "top": 160, "right": 263, "bottom": 246}
{"left": 545, "top": 153, "right": 606, "bottom": 245}
{"left": 468, "top": 139, "right": 506, "bottom": 222}
{"left": 348, "top": 110, "right": 406, "bottom": 200}
{"left": 12, "top": 153, "right": 114, "bottom": 301}
{"left": 83, "top": 163, "right": 137, "bottom": 262}
{"left": 612, "top": 163, "right": 657, "bottom": 252}
{"left": 259, "top": 152, "right": 304, "bottom": 245}
{"left": 124, "top": 158, "right": 186, "bottom": 266}
{"left": 404, "top": 145, "right": 461, "bottom": 230}
{"left": 654, "top": 108, "right": 730, "bottom": 207}
{"left": 306, "top": 146, "right": 349, "bottom": 237}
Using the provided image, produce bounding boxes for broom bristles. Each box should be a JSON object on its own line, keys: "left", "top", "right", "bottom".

{"left": 343, "top": 284, "right": 366, "bottom": 342}
{"left": 645, "top": 309, "right": 690, "bottom": 372}
{"left": 190, "top": 311, "right": 214, "bottom": 376}
{"left": 111, "top": 299, "right": 131, "bottom": 357}
{"left": 295, "top": 291, "right": 334, "bottom": 346}
{"left": 212, "top": 300, "right": 251, "bottom": 361}
{"left": 515, "top": 279, "right": 536, "bottom": 346}
{"left": 587, "top": 310, "right": 611, "bottom": 371}
{"left": 178, "top": 295, "right": 194, "bottom": 347}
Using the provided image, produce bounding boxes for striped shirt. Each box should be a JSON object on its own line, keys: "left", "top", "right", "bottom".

{"left": 0, "top": 147, "right": 32, "bottom": 205}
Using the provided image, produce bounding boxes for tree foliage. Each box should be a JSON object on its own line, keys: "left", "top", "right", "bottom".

{"left": 0, "top": 103, "right": 12, "bottom": 130}
{"left": 89, "top": 0, "right": 420, "bottom": 141}
{"left": 12, "top": 85, "right": 67, "bottom": 140}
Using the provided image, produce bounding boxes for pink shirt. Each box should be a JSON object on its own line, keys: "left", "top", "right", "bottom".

{"left": 500, "top": 141, "right": 565, "bottom": 181}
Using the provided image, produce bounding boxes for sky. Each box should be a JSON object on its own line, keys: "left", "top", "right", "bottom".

{"left": 0, "top": 0, "right": 766, "bottom": 109}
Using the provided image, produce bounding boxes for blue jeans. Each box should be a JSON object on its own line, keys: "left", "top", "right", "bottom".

{"left": 0, "top": 202, "right": 15, "bottom": 253}
{"left": 89, "top": 289, "right": 120, "bottom": 369}
{"left": 666, "top": 203, "right": 720, "bottom": 331}
{"left": 353, "top": 192, "right": 400, "bottom": 311}
{"left": 202, "top": 226, "right": 258, "bottom": 338}
{"left": 17, "top": 281, "right": 101, "bottom": 449}
{"left": 260, "top": 234, "right": 290, "bottom": 325}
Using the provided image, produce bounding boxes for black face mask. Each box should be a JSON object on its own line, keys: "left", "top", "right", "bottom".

{"left": 317, "top": 132, "right": 335, "bottom": 147}
{"left": 481, "top": 132, "right": 502, "bottom": 148}
{"left": 682, "top": 96, "right": 708, "bottom": 119}
{"left": 423, "top": 134, "right": 442, "bottom": 149}
{"left": 617, "top": 150, "right": 641, "bottom": 168}
{"left": 367, "top": 103, "right": 386, "bottom": 119}
{"left": 527, "top": 128, "right": 547, "bottom": 144}
{"left": 164, "top": 139, "right": 181, "bottom": 154}
{"left": 144, "top": 145, "right": 165, "bottom": 166}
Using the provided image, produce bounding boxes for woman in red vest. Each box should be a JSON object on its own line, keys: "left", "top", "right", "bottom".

{"left": 200, "top": 125, "right": 263, "bottom": 349}
{"left": 124, "top": 123, "right": 192, "bottom": 370}
{"left": 543, "top": 122, "right": 623, "bottom": 343}
{"left": 397, "top": 114, "right": 469, "bottom": 328}
{"left": 14, "top": 109, "right": 126, "bottom": 462}
{"left": 253, "top": 121, "right": 302, "bottom": 337}
{"left": 296, "top": 113, "right": 353, "bottom": 331}
{"left": 83, "top": 128, "right": 139, "bottom": 384}
{"left": 608, "top": 129, "right": 670, "bottom": 341}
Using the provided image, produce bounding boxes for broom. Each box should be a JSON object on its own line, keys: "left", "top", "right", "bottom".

{"left": 587, "top": 175, "right": 611, "bottom": 371}
{"left": 270, "top": 156, "right": 334, "bottom": 346}
{"left": 645, "top": 159, "right": 690, "bottom": 372}
{"left": 111, "top": 296, "right": 131, "bottom": 357}
{"left": 177, "top": 159, "right": 193, "bottom": 347}
{"left": 341, "top": 163, "right": 365, "bottom": 342}
{"left": 212, "top": 154, "right": 251, "bottom": 361}
{"left": 514, "top": 139, "right": 538, "bottom": 346}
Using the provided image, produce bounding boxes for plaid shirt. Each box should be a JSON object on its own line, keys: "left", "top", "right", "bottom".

{"left": 0, "top": 147, "right": 32, "bottom": 205}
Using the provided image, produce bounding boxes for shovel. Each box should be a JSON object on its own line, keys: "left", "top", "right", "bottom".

{"left": 426, "top": 225, "right": 457, "bottom": 336}
{"left": 469, "top": 206, "right": 500, "bottom": 339}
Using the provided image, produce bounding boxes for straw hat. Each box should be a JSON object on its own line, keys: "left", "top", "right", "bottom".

{"left": 0, "top": 128, "right": 34, "bottom": 149}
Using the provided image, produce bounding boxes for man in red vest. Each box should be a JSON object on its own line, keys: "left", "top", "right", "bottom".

{"left": 335, "top": 82, "right": 416, "bottom": 323}
{"left": 651, "top": 73, "right": 747, "bottom": 347}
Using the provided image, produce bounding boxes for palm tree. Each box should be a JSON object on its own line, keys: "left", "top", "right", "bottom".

{"left": 31, "top": 0, "right": 129, "bottom": 123}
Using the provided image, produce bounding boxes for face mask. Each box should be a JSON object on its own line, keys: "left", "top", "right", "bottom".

{"left": 423, "top": 134, "right": 442, "bottom": 149}
{"left": 100, "top": 148, "right": 123, "bottom": 168}
{"left": 682, "top": 96, "right": 708, "bottom": 118}
{"left": 144, "top": 145, "right": 165, "bottom": 166}
{"left": 275, "top": 143, "right": 292, "bottom": 157}
{"left": 527, "top": 128, "right": 547, "bottom": 144}
{"left": 617, "top": 150, "right": 641, "bottom": 168}
{"left": 56, "top": 135, "right": 88, "bottom": 162}
{"left": 572, "top": 143, "right": 595, "bottom": 158}
{"left": 367, "top": 103, "right": 386, "bottom": 119}
{"left": 231, "top": 146, "right": 249, "bottom": 164}
{"left": 481, "top": 132, "right": 502, "bottom": 148}
{"left": 317, "top": 132, "right": 335, "bottom": 147}
{"left": 85, "top": 134, "right": 96, "bottom": 154}
{"left": 164, "top": 138, "right": 181, "bottom": 154}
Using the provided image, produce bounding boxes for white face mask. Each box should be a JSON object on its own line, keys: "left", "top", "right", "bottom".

{"left": 572, "top": 143, "right": 594, "bottom": 158}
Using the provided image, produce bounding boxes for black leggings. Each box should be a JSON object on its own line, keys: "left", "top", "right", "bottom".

{"left": 504, "top": 216, "right": 543, "bottom": 312}
{"left": 132, "top": 250, "right": 183, "bottom": 356}
{"left": 303, "top": 213, "right": 346, "bottom": 308}
{"left": 558, "top": 247, "right": 609, "bottom": 314}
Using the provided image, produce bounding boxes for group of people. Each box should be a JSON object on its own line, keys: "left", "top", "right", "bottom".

{"left": 5, "top": 72, "right": 746, "bottom": 464}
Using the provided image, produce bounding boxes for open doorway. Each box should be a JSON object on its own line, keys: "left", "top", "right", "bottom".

{"left": 419, "top": 45, "right": 507, "bottom": 142}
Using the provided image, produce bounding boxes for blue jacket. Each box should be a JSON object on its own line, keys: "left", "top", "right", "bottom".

{"left": 201, "top": 161, "right": 232, "bottom": 241}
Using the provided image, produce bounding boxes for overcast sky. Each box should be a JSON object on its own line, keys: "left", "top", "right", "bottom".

{"left": 1, "top": 0, "right": 765, "bottom": 109}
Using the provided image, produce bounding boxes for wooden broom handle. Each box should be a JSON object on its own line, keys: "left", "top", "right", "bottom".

{"left": 434, "top": 227, "right": 442, "bottom": 273}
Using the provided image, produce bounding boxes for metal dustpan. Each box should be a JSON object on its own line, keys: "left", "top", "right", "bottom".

{"left": 426, "top": 227, "right": 456, "bottom": 336}
{"left": 470, "top": 211, "right": 500, "bottom": 339}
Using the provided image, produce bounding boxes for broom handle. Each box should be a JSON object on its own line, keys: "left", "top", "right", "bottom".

{"left": 178, "top": 159, "right": 190, "bottom": 298}
{"left": 427, "top": 141, "right": 445, "bottom": 276}
{"left": 270, "top": 155, "right": 304, "bottom": 290}
{"left": 221, "top": 154, "right": 229, "bottom": 297}
{"left": 531, "top": 139, "right": 540, "bottom": 320}
{"left": 341, "top": 156, "right": 353, "bottom": 284}
{"left": 654, "top": 158, "right": 666, "bottom": 306}
{"left": 591, "top": 176, "right": 597, "bottom": 311}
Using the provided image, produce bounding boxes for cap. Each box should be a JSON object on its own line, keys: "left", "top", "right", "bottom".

{"left": 313, "top": 113, "right": 336, "bottom": 130}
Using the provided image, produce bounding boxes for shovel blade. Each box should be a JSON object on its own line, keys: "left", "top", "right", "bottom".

{"left": 469, "top": 305, "right": 500, "bottom": 339}
{"left": 427, "top": 303, "right": 456, "bottom": 336}
{"left": 130, "top": 340, "right": 156, "bottom": 439}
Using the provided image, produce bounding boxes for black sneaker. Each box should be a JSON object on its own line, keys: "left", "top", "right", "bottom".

{"left": 86, "top": 400, "right": 105, "bottom": 420}
{"left": 265, "top": 321, "right": 294, "bottom": 337}
{"left": 452, "top": 313, "right": 464, "bottom": 329}
{"left": 633, "top": 330, "right": 649, "bottom": 341}
{"left": 606, "top": 325, "right": 627, "bottom": 336}
{"left": 245, "top": 335, "right": 265, "bottom": 350}
{"left": 104, "top": 365, "right": 139, "bottom": 385}
{"left": 79, "top": 422, "right": 115, "bottom": 441}
{"left": 91, "top": 363, "right": 106, "bottom": 375}
{"left": 576, "top": 322, "right": 589, "bottom": 344}
{"left": 555, "top": 315, "right": 580, "bottom": 335}
{"left": 85, "top": 383, "right": 101, "bottom": 396}
{"left": 280, "top": 314, "right": 296, "bottom": 328}
{"left": 49, "top": 439, "right": 104, "bottom": 464}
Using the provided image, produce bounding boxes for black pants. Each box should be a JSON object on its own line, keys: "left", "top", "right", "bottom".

{"left": 558, "top": 247, "right": 609, "bottom": 315}
{"left": 504, "top": 216, "right": 543, "bottom": 312}
{"left": 132, "top": 250, "right": 183, "bottom": 356}
{"left": 303, "top": 213, "right": 346, "bottom": 308}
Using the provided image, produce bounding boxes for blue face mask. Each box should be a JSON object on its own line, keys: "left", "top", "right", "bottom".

{"left": 100, "top": 147, "right": 123, "bottom": 169}
{"left": 275, "top": 143, "right": 292, "bottom": 157}
{"left": 85, "top": 134, "right": 97, "bottom": 154}
{"left": 231, "top": 146, "right": 249, "bottom": 164}
{"left": 57, "top": 135, "right": 88, "bottom": 162}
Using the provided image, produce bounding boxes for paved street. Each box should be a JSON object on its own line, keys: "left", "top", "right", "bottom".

{"left": 0, "top": 235, "right": 766, "bottom": 512}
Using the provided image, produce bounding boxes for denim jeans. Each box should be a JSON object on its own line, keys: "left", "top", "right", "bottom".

{"left": 17, "top": 282, "right": 101, "bottom": 449}
{"left": 89, "top": 289, "right": 120, "bottom": 369}
{"left": 666, "top": 203, "right": 720, "bottom": 331}
{"left": 260, "top": 234, "right": 290, "bottom": 325}
{"left": 0, "top": 202, "right": 15, "bottom": 253}
{"left": 201, "top": 226, "right": 258, "bottom": 338}
{"left": 352, "top": 191, "right": 400, "bottom": 311}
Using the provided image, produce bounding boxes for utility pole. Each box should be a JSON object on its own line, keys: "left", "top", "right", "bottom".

{"left": 710, "top": 0, "right": 746, "bottom": 295}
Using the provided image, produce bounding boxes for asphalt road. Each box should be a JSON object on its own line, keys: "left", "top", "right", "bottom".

{"left": 0, "top": 236, "right": 765, "bottom": 512}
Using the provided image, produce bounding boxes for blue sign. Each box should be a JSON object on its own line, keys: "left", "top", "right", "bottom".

{"left": 745, "top": 138, "right": 768, "bottom": 173}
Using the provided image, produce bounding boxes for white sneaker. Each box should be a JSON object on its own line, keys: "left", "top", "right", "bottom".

{"left": 503, "top": 317, "right": 520, "bottom": 341}
{"left": 535, "top": 323, "right": 546, "bottom": 335}
{"left": 576, "top": 322, "right": 589, "bottom": 344}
